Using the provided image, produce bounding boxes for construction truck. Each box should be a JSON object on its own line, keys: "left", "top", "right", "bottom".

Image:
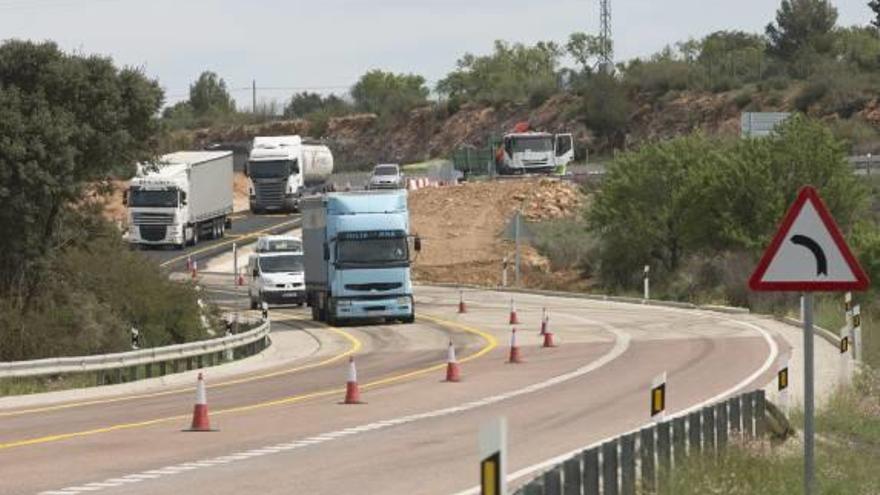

{"left": 494, "top": 123, "right": 574, "bottom": 175}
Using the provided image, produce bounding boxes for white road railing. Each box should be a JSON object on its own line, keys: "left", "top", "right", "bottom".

{"left": 0, "top": 319, "right": 271, "bottom": 379}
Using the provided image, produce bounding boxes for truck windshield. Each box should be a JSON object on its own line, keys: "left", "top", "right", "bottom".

{"left": 511, "top": 137, "right": 553, "bottom": 153}
{"left": 129, "top": 188, "right": 178, "bottom": 207}
{"left": 259, "top": 254, "right": 304, "bottom": 273}
{"left": 248, "top": 160, "right": 298, "bottom": 179}
{"left": 373, "top": 166, "right": 398, "bottom": 176}
{"left": 337, "top": 237, "right": 409, "bottom": 266}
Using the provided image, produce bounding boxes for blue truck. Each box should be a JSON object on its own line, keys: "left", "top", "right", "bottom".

{"left": 302, "top": 190, "right": 420, "bottom": 325}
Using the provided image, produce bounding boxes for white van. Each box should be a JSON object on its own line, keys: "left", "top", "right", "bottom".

{"left": 248, "top": 236, "right": 305, "bottom": 308}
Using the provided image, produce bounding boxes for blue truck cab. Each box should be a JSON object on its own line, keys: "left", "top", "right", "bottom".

{"left": 302, "top": 190, "right": 420, "bottom": 325}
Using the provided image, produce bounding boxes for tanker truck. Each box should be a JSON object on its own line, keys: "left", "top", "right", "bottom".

{"left": 247, "top": 135, "right": 334, "bottom": 213}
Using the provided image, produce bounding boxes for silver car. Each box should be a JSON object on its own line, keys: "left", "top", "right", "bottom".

{"left": 367, "top": 164, "right": 404, "bottom": 190}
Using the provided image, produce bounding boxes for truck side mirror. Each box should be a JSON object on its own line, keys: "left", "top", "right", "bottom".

{"left": 252, "top": 268, "right": 259, "bottom": 278}
{"left": 414, "top": 237, "right": 422, "bottom": 253}
{"left": 122, "top": 190, "right": 128, "bottom": 206}
{"left": 180, "top": 191, "right": 188, "bottom": 206}
{"left": 323, "top": 242, "right": 330, "bottom": 261}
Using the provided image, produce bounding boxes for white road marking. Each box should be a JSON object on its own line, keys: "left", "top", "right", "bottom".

{"left": 40, "top": 314, "right": 629, "bottom": 495}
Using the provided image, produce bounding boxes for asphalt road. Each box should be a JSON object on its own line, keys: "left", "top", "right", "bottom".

{"left": 0, "top": 278, "right": 788, "bottom": 494}
{"left": 136, "top": 212, "right": 301, "bottom": 271}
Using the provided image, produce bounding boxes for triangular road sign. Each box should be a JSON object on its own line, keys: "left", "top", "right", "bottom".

{"left": 749, "top": 186, "right": 869, "bottom": 292}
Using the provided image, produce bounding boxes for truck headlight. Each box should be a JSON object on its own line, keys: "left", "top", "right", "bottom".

{"left": 397, "top": 297, "right": 411, "bottom": 305}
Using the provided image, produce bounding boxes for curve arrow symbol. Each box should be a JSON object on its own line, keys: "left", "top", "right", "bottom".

{"left": 790, "top": 235, "right": 828, "bottom": 276}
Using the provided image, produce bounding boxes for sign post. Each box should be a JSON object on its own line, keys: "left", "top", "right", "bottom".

{"left": 643, "top": 265, "right": 650, "bottom": 300}
{"left": 749, "top": 186, "right": 869, "bottom": 495}
{"left": 479, "top": 417, "right": 507, "bottom": 495}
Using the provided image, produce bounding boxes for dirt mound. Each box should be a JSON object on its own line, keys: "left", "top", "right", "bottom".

{"left": 409, "top": 179, "right": 583, "bottom": 287}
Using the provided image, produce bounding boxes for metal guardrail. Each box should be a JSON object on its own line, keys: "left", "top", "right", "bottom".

{"left": 0, "top": 318, "right": 271, "bottom": 381}
{"left": 514, "top": 390, "right": 770, "bottom": 495}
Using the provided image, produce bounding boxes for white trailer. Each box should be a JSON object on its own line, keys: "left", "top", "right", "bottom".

{"left": 247, "top": 135, "right": 334, "bottom": 213}
{"left": 126, "top": 151, "right": 234, "bottom": 249}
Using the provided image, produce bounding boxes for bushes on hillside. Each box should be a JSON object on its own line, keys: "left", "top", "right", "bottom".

{"left": 589, "top": 116, "right": 867, "bottom": 293}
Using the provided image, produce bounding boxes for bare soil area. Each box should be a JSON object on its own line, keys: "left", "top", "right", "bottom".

{"left": 409, "top": 178, "right": 585, "bottom": 288}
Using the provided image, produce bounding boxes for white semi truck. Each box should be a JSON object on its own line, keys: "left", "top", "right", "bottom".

{"left": 247, "top": 135, "right": 334, "bottom": 213}
{"left": 126, "top": 151, "right": 234, "bottom": 249}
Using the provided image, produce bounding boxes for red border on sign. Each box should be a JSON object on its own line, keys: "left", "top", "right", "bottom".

{"left": 749, "top": 186, "right": 870, "bottom": 292}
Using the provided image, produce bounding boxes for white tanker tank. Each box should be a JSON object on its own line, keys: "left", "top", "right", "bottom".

{"left": 247, "top": 135, "right": 334, "bottom": 213}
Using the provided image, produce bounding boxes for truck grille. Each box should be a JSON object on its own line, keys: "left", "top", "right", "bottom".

{"left": 132, "top": 212, "right": 174, "bottom": 225}
{"left": 255, "top": 182, "right": 285, "bottom": 207}
{"left": 345, "top": 283, "right": 402, "bottom": 291}
{"left": 139, "top": 225, "right": 167, "bottom": 241}
{"left": 523, "top": 159, "right": 549, "bottom": 166}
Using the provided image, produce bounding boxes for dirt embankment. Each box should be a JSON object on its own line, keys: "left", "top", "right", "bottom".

{"left": 409, "top": 179, "right": 583, "bottom": 287}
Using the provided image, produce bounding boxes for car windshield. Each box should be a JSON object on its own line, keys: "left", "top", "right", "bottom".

{"left": 259, "top": 254, "right": 304, "bottom": 273}
{"left": 129, "top": 188, "right": 178, "bottom": 207}
{"left": 511, "top": 137, "right": 553, "bottom": 153}
{"left": 259, "top": 238, "right": 302, "bottom": 253}
{"left": 248, "top": 160, "right": 297, "bottom": 179}
{"left": 373, "top": 166, "right": 399, "bottom": 176}
{"left": 337, "top": 236, "right": 409, "bottom": 265}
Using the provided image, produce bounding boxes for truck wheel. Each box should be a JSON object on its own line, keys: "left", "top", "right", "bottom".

{"left": 250, "top": 299, "right": 258, "bottom": 310}
{"left": 401, "top": 314, "right": 415, "bottom": 324}
{"left": 190, "top": 227, "right": 199, "bottom": 246}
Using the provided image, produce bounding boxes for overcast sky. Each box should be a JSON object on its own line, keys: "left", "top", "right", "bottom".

{"left": 0, "top": 0, "right": 872, "bottom": 106}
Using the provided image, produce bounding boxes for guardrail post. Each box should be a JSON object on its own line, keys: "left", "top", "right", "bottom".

{"left": 145, "top": 363, "right": 153, "bottom": 379}
{"left": 128, "top": 366, "right": 137, "bottom": 382}
{"left": 755, "top": 390, "right": 767, "bottom": 438}
{"left": 543, "top": 465, "right": 563, "bottom": 495}
{"left": 728, "top": 396, "right": 742, "bottom": 442}
{"left": 687, "top": 411, "right": 701, "bottom": 456}
{"left": 160, "top": 361, "right": 167, "bottom": 376}
{"left": 620, "top": 433, "right": 636, "bottom": 495}
{"left": 602, "top": 440, "right": 619, "bottom": 495}
{"left": 715, "top": 403, "right": 728, "bottom": 451}
{"left": 702, "top": 408, "right": 716, "bottom": 455}
{"left": 197, "top": 355, "right": 204, "bottom": 369}
{"left": 743, "top": 392, "right": 755, "bottom": 439}
{"left": 563, "top": 456, "right": 582, "bottom": 495}
{"left": 523, "top": 478, "right": 544, "bottom": 495}
{"left": 582, "top": 447, "right": 600, "bottom": 494}
{"left": 657, "top": 421, "right": 672, "bottom": 475}
{"left": 672, "top": 417, "right": 686, "bottom": 466}
{"left": 115, "top": 368, "right": 122, "bottom": 384}
{"left": 639, "top": 427, "right": 656, "bottom": 493}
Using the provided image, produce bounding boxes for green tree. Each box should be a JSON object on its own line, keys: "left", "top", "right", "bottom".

{"left": 566, "top": 32, "right": 603, "bottom": 71}
{"left": 870, "top": 0, "right": 880, "bottom": 29}
{"left": 580, "top": 73, "right": 633, "bottom": 145}
{"left": 436, "top": 40, "right": 562, "bottom": 106}
{"left": 350, "top": 70, "right": 428, "bottom": 115}
{"left": 766, "top": 0, "right": 839, "bottom": 60}
{"left": 283, "top": 92, "right": 351, "bottom": 118}
{"left": 589, "top": 116, "right": 865, "bottom": 287}
{"left": 0, "top": 40, "right": 163, "bottom": 300}
{"left": 189, "top": 71, "right": 235, "bottom": 116}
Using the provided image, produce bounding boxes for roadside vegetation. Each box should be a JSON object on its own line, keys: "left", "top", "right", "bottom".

{"left": 162, "top": 0, "right": 880, "bottom": 160}
{"left": 0, "top": 41, "right": 208, "bottom": 364}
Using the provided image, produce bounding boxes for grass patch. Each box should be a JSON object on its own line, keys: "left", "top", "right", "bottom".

{"left": 0, "top": 374, "right": 96, "bottom": 397}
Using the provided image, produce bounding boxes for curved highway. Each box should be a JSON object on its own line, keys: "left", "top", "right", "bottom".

{"left": 0, "top": 261, "right": 792, "bottom": 494}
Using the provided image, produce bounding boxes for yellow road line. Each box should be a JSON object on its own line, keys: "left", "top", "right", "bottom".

{"left": 0, "top": 315, "right": 355, "bottom": 418}
{"left": 0, "top": 314, "right": 495, "bottom": 451}
{"left": 159, "top": 217, "right": 301, "bottom": 268}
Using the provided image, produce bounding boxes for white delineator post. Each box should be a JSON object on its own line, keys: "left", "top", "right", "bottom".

{"left": 778, "top": 353, "right": 791, "bottom": 415}
{"left": 233, "top": 242, "right": 238, "bottom": 286}
{"left": 643, "top": 265, "right": 650, "bottom": 300}
{"left": 853, "top": 304, "right": 863, "bottom": 363}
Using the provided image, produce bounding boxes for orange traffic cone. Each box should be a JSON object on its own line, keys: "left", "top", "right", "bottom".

{"left": 186, "top": 256, "right": 192, "bottom": 272}
{"left": 236, "top": 270, "right": 245, "bottom": 287}
{"left": 458, "top": 291, "right": 467, "bottom": 314}
{"left": 191, "top": 260, "right": 198, "bottom": 280}
{"left": 542, "top": 331, "right": 557, "bottom": 348}
{"left": 186, "top": 373, "right": 215, "bottom": 432}
{"left": 509, "top": 298, "right": 520, "bottom": 325}
{"left": 508, "top": 328, "right": 523, "bottom": 363}
{"left": 445, "top": 341, "right": 461, "bottom": 382}
{"left": 343, "top": 357, "right": 363, "bottom": 404}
